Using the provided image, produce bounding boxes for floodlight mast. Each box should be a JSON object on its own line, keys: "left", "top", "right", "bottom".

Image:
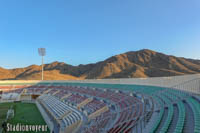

{"left": 38, "top": 48, "right": 46, "bottom": 80}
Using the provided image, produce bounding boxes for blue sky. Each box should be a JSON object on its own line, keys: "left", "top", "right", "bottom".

{"left": 0, "top": 0, "right": 200, "bottom": 69}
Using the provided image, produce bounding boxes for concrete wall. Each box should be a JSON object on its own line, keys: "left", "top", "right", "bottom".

{"left": 0, "top": 74, "right": 200, "bottom": 94}
{"left": 0, "top": 74, "right": 199, "bottom": 86}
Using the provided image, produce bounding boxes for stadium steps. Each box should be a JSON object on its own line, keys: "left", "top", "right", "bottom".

{"left": 151, "top": 94, "right": 173, "bottom": 133}
{"left": 61, "top": 93, "right": 72, "bottom": 100}
{"left": 149, "top": 96, "right": 165, "bottom": 133}
{"left": 43, "top": 89, "right": 51, "bottom": 94}
{"left": 52, "top": 90, "right": 60, "bottom": 96}
{"left": 167, "top": 104, "right": 179, "bottom": 133}
{"left": 186, "top": 98, "right": 200, "bottom": 133}
{"left": 173, "top": 101, "right": 186, "bottom": 133}
{"left": 154, "top": 108, "right": 168, "bottom": 133}
{"left": 194, "top": 96, "right": 200, "bottom": 103}
{"left": 161, "top": 92, "right": 185, "bottom": 133}
{"left": 149, "top": 89, "right": 188, "bottom": 133}
{"left": 183, "top": 100, "right": 194, "bottom": 133}
{"left": 159, "top": 105, "right": 174, "bottom": 133}
{"left": 77, "top": 98, "right": 93, "bottom": 110}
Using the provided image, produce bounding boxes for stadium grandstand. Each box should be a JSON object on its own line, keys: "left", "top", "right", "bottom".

{"left": 0, "top": 74, "right": 200, "bottom": 133}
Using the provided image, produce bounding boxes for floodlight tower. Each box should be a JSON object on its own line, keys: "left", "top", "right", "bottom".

{"left": 38, "top": 48, "right": 46, "bottom": 80}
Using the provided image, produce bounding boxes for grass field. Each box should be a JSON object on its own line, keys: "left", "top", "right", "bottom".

{"left": 0, "top": 102, "right": 49, "bottom": 133}
{"left": 0, "top": 103, "right": 12, "bottom": 127}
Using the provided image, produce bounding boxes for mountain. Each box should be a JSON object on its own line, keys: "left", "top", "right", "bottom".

{"left": 1, "top": 49, "right": 200, "bottom": 80}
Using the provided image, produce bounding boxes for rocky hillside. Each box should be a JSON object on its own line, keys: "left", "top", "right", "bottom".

{"left": 1, "top": 49, "right": 200, "bottom": 80}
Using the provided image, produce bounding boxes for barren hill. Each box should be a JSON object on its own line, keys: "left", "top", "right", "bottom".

{"left": 1, "top": 49, "right": 200, "bottom": 80}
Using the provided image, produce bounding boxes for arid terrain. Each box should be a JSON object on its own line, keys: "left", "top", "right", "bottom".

{"left": 1, "top": 49, "right": 200, "bottom": 80}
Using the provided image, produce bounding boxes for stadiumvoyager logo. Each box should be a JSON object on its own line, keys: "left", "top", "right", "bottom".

{"left": 6, "top": 123, "right": 48, "bottom": 132}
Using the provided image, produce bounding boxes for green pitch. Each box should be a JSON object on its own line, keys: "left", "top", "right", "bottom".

{"left": 0, "top": 103, "right": 11, "bottom": 127}
{"left": 0, "top": 102, "right": 14, "bottom": 133}
{"left": 0, "top": 102, "right": 50, "bottom": 133}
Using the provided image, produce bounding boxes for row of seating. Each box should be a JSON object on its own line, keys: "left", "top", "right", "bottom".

{"left": 160, "top": 104, "right": 174, "bottom": 133}
{"left": 4, "top": 88, "right": 24, "bottom": 94}
{"left": 64, "top": 94, "right": 87, "bottom": 105}
{"left": 150, "top": 107, "right": 164, "bottom": 133}
{"left": 39, "top": 95, "right": 70, "bottom": 119}
{"left": 56, "top": 86, "right": 143, "bottom": 133}
{"left": 82, "top": 99, "right": 106, "bottom": 115}
{"left": 1, "top": 84, "right": 159, "bottom": 133}
{"left": 108, "top": 102, "right": 143, "bottom": 133}
{"left": 174, "top": 101, "right": 185, "bottom": 133}
{"left": 54, "top": 90, "right": 68, "bottom": 98}
{"left": 54, "top": 86, "right": 143, "bottom": 133}
{"left": 62, "top": 111, "right": 81, "bottom": 127}
{"left": 38, "top": 95, "right": 82, "bottom": 130}
{"left": 160, "top": 90, "right": 187, "bottom": 132}
{"left": 46, "top": 89, "right": 59, "bottom": 95}
{"left": 187, "top": 98, "right": 200, "bottom": 133}
{"left": 148, "top": 87, "right": 200, "bottom": 133}
{"left": 83, "top": 111, "right": 113, "bottom": 133}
